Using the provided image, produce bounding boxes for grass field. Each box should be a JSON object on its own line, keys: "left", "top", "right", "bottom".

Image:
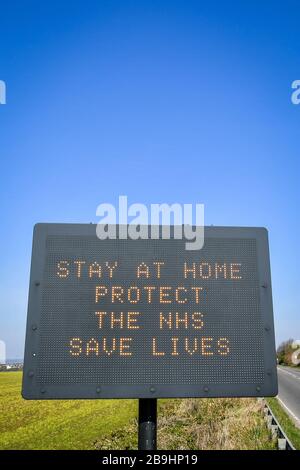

{"left": 0, "top": 372, "right": 137, "bottom": 450}
{"left": 0, "top": 372, "right": 275, "bottom": 450}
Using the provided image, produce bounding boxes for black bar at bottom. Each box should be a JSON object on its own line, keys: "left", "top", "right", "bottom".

{"left": 138, "top": 398, "right": 157, "bottom": 450}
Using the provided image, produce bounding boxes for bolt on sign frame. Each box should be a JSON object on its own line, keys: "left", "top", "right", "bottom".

{"left": 22, "top": 224, "right": 278, "bottom": 400}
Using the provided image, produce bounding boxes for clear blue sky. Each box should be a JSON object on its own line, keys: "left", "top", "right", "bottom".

{"left": 0, "top": 1, "right": 299, "bottom": 358}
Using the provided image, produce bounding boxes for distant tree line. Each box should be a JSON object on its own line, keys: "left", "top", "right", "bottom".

{"left": 277, "top": 338, "right": 300, "bottom": 366}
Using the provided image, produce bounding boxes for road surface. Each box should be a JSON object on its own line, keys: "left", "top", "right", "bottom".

{"left": 277, "top": 366, "right": 300, "bottom": 428}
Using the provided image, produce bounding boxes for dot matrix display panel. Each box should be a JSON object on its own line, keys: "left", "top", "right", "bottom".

{"left": 22, "top": 225, "right": 278, "bottom": 399}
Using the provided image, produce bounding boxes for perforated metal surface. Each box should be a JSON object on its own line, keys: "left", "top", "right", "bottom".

{"left": 22, "top": 225, "right": 278, "bottom": 399}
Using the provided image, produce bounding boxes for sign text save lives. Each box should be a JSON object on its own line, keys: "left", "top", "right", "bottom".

{"left": 22, "top": 225, "right": 278, "bottom": 399}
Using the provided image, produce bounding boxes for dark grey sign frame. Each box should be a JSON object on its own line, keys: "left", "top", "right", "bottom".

{"left": 22, "top": 224, "right": 278, "bottom": 400}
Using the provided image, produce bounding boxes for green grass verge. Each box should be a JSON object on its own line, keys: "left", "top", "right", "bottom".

{"left": 157, "top": 398, "right": 275, "bottom": 450}
{"left": 266, "top": 397, "right": 300, "bottom": 450}
{"left": 0, "top": 371, "right": 275, "bottom": 450}
{"left": 0, "top": 371, "right": 137, "bottom": 449}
